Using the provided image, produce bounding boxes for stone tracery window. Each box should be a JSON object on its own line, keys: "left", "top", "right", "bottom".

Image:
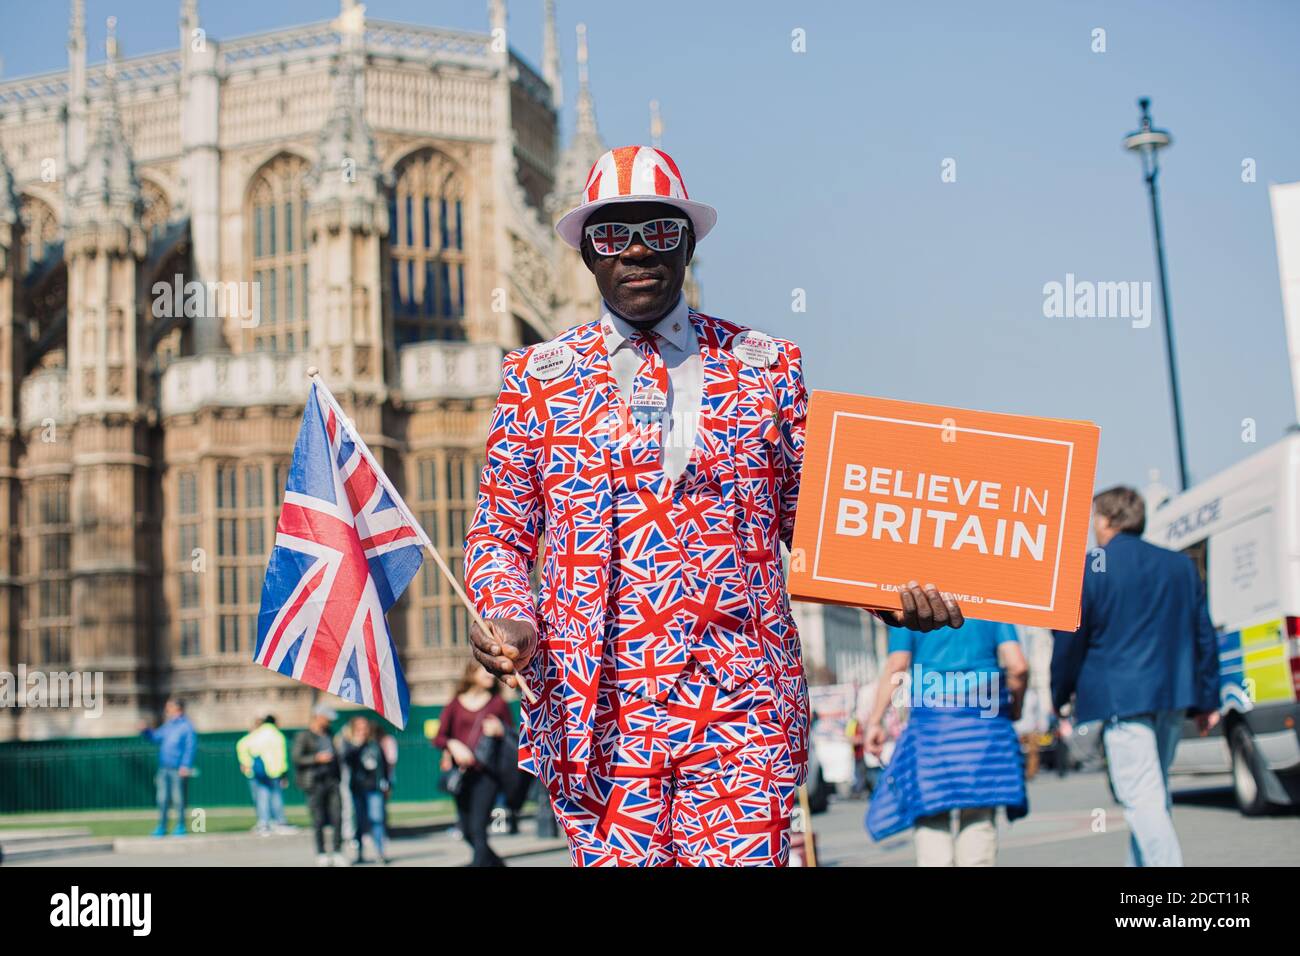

{"left": 21, "top": 477, "right": 71, "bottom": 666}
{"left": 140, "top": 179, "right": 172, "bottom": 244}
{"left": 19, "top": 195, "right": 59, "bottom": 275}
{"left": 388, "top": 148, "right": 467, "bottom": 346}
{"left": 174, "top": 469, "right": 202, "bottom": 658}
{"left": 214, "top": 460, "right": 274, "bottom": 657}
{"left": 413, "top": 450, "right": 481, "bottom": 648}
{"left": 247, "top": 154, "right": 310, "bottom": 353}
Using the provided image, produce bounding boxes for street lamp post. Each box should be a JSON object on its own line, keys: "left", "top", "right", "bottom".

{"left": 1124, "top": 97, "right": 1190, "bottom": 493}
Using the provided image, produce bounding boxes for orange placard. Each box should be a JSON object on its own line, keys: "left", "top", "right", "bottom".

{"left": 788, "top": 391, "right": 1099, "bottom": 630}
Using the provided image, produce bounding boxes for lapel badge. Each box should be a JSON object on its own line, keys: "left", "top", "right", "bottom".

{"left": 733, "top": 330, "right": 778, "bottom": 368}
{"left": 526, "top": 342, "right": 576, "bottom": 380}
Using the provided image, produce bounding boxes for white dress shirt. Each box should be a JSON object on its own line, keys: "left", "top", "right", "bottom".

{"left": 600, "top": 294, "right": 702, "bottom": 483}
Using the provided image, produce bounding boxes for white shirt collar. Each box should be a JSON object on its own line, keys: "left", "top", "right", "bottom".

{"left": 600, "top": 294, "right": 693, "bottom": 354}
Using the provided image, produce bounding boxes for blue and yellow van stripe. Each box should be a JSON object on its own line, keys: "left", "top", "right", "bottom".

{"left": 1217, "top": 619, "right": 1292, "bottom": 709}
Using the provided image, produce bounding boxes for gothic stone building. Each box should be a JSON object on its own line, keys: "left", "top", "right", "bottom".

{"left": 0, "top": 0, "right": 641, "bottom": 738}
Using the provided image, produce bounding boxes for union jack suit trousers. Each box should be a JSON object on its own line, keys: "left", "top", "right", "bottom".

{"left": 464, "top": 309, "right": 811, "bottom": 866}
{"left": 557, "top": 658, "right": 800, "bottom": 866}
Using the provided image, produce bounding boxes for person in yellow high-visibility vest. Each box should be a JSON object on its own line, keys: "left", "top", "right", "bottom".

{"left": 236, "top": 715, "right": 293, "bottom": 835}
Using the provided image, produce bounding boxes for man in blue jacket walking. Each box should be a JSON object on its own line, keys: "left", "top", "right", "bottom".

{"left": 1052, "top": 486, "right": 1220, "bottom": 867}
{"left": 140, "top": 697, "right": 198, "bottom": 837}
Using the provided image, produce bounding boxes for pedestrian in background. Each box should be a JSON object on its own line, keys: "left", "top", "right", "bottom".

{"left": 1015, "top": 688, "right": 1047, "bottom": 780}
{"left": 334, "top": 717, "right": 358, "bottom": 847}
{"left": 865, "top": 618, "right": 1029, "bottom": 866}
{"left": 434, "top": 661, "right": 511, "bottom": 867}
{"left": 1049, "top": 712, "right": 1072, "bottom": 779}
{"left": 492, "top": 712, "right": 530, "bottom": 837}
{"left": 341, "top": 717, "right": 392, "bottom": 865}
{"left": 236, "top": 716, "right": 268, "bottom": 832}
{"left": 1052, "top": 486, "right": 1220, "bottom": 867}
{"left": 139, "top": 697, "right": 197, "bottom": 838}
{"left": 846, "top": 715, "right": 869, "bottom": 799}
{"left": 377, "top": 724, "right": 399, "bottom": 832}
{"left": 293, "top": 703, "right": 347, "bottom": 867}
{"left": 236, "top": 714, "right": 292, "bottom": 835}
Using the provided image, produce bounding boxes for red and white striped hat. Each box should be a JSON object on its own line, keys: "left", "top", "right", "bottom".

{"left": 555, "top": 145, "right": 717, "bottom": 250}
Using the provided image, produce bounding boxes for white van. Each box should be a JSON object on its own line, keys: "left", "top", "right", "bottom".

{"left": 1143, "top": 431, "right": 1300, "bottom": 814}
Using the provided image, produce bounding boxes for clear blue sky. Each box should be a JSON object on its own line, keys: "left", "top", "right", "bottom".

{"left": 3, "top": 0, "right": 1298, "bottom": 494}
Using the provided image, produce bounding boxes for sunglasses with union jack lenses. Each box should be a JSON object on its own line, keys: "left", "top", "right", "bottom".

{"left": 583, "top": 218, "right": 689, "bottom": 256}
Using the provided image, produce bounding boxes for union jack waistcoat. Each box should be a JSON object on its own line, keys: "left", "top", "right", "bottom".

{"left": 465, "top": 310, "right": 810, "bottom": 797}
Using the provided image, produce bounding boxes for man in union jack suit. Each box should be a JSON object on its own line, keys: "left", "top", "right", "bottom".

{"left": 464, "top": 145, "right": 961, "bottom": 866}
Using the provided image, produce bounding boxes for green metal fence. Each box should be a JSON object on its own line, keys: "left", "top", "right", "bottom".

{"left": 0, "top": 701, "right": 521, "bottom": 814}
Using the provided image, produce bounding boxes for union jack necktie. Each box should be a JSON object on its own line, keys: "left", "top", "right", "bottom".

{"left": 625, "top": 330, "right": 670, "bottom": 460}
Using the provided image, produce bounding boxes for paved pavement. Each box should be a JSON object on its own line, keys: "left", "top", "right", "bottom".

{"left": 11, "top": 823, "right": 568, "bottom": 868}
{"left": 513, "top": 769, "right": 1299, "bottom": 868}
{"left": 9, "top": 770, "right": 1297, "bottom": 867}
{"left": 819, "top": 770, "right": 1300, "bottom": 867}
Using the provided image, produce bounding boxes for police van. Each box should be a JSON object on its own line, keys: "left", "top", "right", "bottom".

{"left": 1144, "top": 431, "right": 1300, "bottom": 814}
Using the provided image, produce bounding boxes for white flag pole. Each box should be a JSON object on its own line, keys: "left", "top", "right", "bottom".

{"left": 307, "top": 367, "right": 537, "bottom": 705}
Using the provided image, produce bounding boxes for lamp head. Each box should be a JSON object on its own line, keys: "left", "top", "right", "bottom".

{"left": 1123, "top": 97, "right": 1172, "bottom": 175}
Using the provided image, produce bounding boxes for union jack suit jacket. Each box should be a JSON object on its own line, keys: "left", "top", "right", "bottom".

{"left": 464, "top": 309, "right": 810, "bottom": 797}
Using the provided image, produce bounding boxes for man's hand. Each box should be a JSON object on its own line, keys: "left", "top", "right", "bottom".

{"left": 1196, "top": 711, "right": 1221, "bottom": 737}
{"left": 865, "top": 722, "right": 888, "bottom": 759}
{"left": 880, "top": 582, "right": 964, "bottom": 632}
{"left": 470, "top": 617, "right": 538, "bottom": 691}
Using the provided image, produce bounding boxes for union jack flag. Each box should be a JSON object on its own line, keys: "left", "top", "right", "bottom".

{"left": 253, "top": 382, "right": 422, "bottom": 728}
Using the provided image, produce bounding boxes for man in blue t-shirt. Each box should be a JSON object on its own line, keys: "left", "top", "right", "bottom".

{"left": 864, "top": 618, "right": 1029, "bottom": 866}
{"left": 140, "top": 697, "right": 197, "bottom": 837}
{"left": 879, "top": 618, "right": 1026, "bottom": 718}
